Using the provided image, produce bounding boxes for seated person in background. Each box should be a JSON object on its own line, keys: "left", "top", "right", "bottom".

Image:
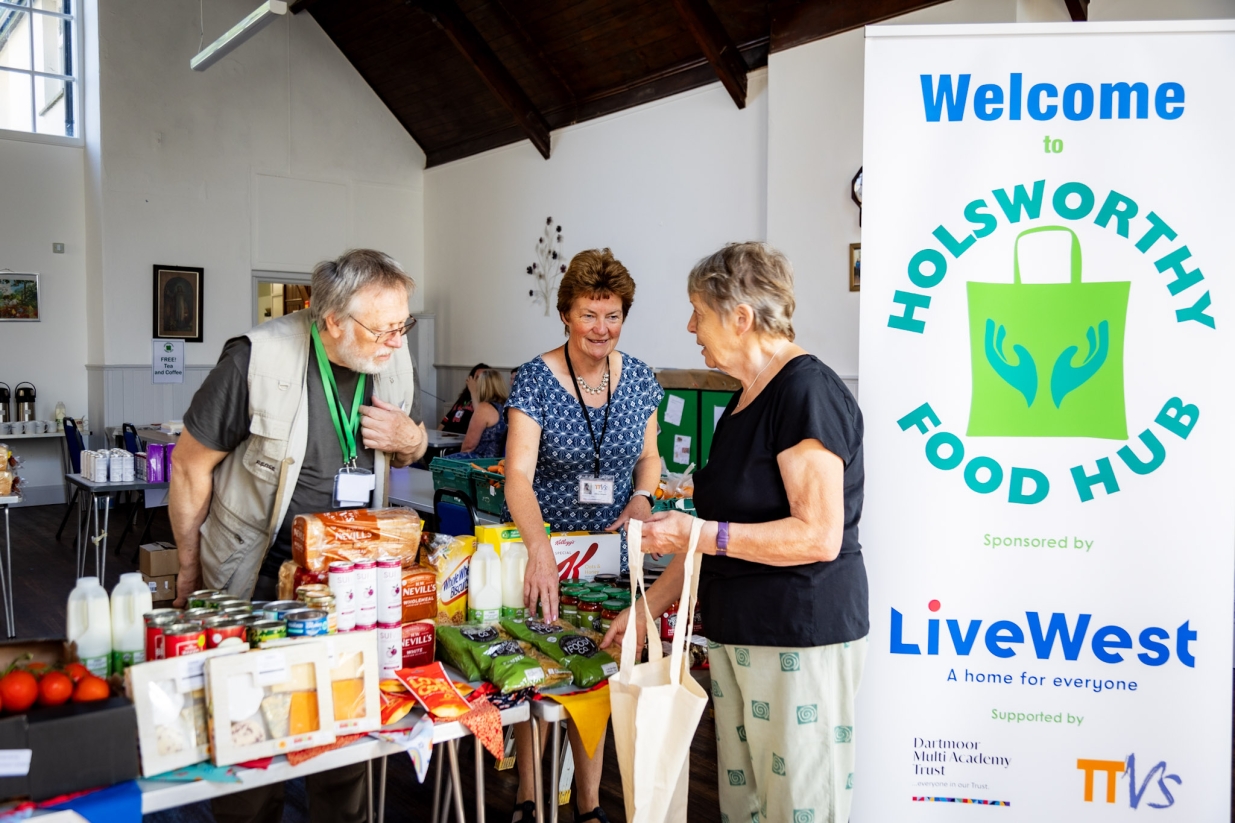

{"left": 439, "top": 362, "right": 490, "bottom": 433}
{"left": 445, "top": 368, "right": 509, "bottom": 460}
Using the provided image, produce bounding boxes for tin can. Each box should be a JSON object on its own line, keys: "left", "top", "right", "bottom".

{"left": 182, "top": 607, "right": 218, "bottom": 623}
{"left": 296, "top": 584, "right": 331, "bottom": 601}
{"left": 376, "top": 557, "right": 403, "bottom": 625}
{"left": 247, "top": 619, "right": 287, "bottom": 647}
{"left": 302, "top": 593, "right": 338, "bottom": 634}
{"left": 188, "top": 589, "right": 224, "bottom": 609}
{"left": 285, "top": 608, "right": 329, "bottom": 637}
{"left": 262, "top": 600, "right": 305, "bottom": 620}
{"left": 220, "top": 603, "right": 253, "bottom": 616}
{"left": 206, "top": 594, "right": 243, "bottom": 609}
{"left": 251, "top": 601, "right": 270, "bottom": 611}
{"left": 353, "top": 558, "right": 377, "bottom": 630}
{"left": 328, "top": 561, "right": 357, "bottom": 633}
{"left": 164, "top": 623, "right": 206, "bottom": 657}
{"left": 378, "top": 621, "right": 402, "bottom": 679}
{"left": 144, "top": 609, "right": 182, "bottom": 661}
{"left": 203, "top": 616, "right": 248, "bottom": 649}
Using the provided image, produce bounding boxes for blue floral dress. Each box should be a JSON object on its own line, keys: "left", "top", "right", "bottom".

{"left": 505, "top": 353, "right": 664, "bottom": 572}
{"left": 443, "top": 400, "right": 508, "bottom": 460}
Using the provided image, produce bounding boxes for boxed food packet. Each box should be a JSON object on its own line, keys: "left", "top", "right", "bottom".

{"left": 435, "top": 624, "right": 545, "bottom": 693}
{"left": 126, "top": 646, "right": 246, "bottom": 777}
{"left": 552, "top": 532, "right": 622, "bottom": 582}
{"left": 500, "top": 617, "right": 618, "bottom": 689}
{"left": 292, "top": 508, "right": 423, "bottom": 573}
{"left": 205, "top": 642, "right": 335, "bottom": 765}
{"left": 419, "top": 533, "right": 475, "bottom": 625}
{"left": 261, "top": 631, "right": 382, "bottom": 736}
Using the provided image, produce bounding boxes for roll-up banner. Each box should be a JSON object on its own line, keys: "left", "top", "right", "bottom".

{"left": 857, "top": 21, "right": 1235, "bottom": 820}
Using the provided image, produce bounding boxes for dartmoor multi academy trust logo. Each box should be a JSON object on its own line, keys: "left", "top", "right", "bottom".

{"left": 889, "top": 179, "right": 1213, "bottom": 504}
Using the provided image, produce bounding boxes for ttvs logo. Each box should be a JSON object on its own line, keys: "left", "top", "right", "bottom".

{"left": 1077, "top": 755, "right": 1181, "bottom": 809}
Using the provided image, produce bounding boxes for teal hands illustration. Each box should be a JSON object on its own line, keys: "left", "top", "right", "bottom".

{"left": 984, "top": 319, "right": 1038, "bottom": 407}
{"left": 1050, "top": 321, "right": 1109, "bottom": 409}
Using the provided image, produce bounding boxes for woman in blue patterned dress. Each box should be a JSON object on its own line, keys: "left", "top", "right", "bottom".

{"left": 443, "top": 368, "right": 508, "bottom": 460}
{"left": 504, "top": 248, "right": 664, "bottom": 823}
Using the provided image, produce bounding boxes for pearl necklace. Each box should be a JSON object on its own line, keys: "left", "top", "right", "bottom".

{"left": 576, "top": 366, "right": 610, "bottom": 396}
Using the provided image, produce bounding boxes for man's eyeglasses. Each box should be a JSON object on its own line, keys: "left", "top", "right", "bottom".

{"left": 350, "top": 315, "right": 417, "bottom": 344}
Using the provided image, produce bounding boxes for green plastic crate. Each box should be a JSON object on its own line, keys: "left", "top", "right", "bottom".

{"left": 652, "top": 497, "right": 696, "bottom": 516}
{"left": 429, "top": 457, "right": 475, "bottom": 497}
{"left": 468, "top": 459, "right": 506, "bottom": 516}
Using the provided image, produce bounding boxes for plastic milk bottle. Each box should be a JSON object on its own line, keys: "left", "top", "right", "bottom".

{"left": 67, "top": 577, "right": 112, "bottom": 677}
{"left": 467, "top": 543, "right": 502, "bottom": 624}
{"left": 500, "top": 541, "right": 529, "bottom": 619}
{"left": 110, "top": 572, "right": 153, "bottom": 674}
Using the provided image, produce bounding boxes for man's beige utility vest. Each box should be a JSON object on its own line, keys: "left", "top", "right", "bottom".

{"left": 199, "top": 310, "right": 416, "bottom": 598}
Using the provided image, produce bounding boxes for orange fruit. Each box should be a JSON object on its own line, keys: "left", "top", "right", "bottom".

{"left": 72, "top": 676, "right": 110, "bottom": 703}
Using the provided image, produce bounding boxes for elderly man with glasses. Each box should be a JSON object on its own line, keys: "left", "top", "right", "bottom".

{"left": 168, "top": 249, "right": 426, "bottom": 822}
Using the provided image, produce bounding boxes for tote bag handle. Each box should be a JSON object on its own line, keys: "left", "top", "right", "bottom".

{"left": 1013, "top": 225, "right": 1082, "bottom": 285}
{"left": 622, "top": 517, "right": 706, "bottom": 683}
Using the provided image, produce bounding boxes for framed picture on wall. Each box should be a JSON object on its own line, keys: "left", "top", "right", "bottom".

{"left": 0, "top": 273, "right": 40, "bottom": 321}
{"left": 849, "top": 243, "right": 861, "bottom": 292}
{"left": 153, "top": 265, "right": 204, "bottom": 342}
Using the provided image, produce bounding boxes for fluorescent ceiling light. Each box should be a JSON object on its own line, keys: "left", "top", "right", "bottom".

{"left": 191, "top": 1, "right": 288, "bottom": 72}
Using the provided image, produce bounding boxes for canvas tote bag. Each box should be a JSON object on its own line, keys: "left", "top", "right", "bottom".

{"left": 610, "top": 517, "right": 709, "bottom": 823}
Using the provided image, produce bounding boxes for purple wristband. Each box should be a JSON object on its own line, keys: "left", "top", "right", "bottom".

{"left": 716, "top": 522, "right": 729, "bottom": 556}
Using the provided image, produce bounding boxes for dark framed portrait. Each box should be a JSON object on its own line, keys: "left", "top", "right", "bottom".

{"left": 849, "top": 243, "right": 861, "bottom": 292}
{"left": 153, "top": 265, "right": 204, "bottom": 342}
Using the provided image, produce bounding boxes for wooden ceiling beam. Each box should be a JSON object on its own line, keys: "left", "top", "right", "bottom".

{"left": 671, "top": 0, "right": 747, "bottom": 109}
{"left": 416, "top": 0, "right": 552, "bottom": 159}
{"left": 1064, "top": 0, "right": 1089, "bottom": 21}
{"left": 769, "top": 0, "right": 950, "bottom": 53}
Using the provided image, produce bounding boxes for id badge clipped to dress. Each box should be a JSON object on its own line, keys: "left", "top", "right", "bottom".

{"left": 578, "top": 474, "right": 615, "bottom": 505}
{"left": 335, "top": 466, "right": 375, "bottom": 507}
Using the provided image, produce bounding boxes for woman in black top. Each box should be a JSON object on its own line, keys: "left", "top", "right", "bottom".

{"left": 603, "top": 242, "right": 868, "bottom": 823}
{"left": 438, "top": 362, "right": 490, "bottom": 434}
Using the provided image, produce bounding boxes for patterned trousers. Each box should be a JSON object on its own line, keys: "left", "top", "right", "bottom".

{"left": 708, "top": 636, "right": 868, "bottom": 823}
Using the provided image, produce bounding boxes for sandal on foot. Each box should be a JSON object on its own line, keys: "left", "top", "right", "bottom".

{"left": 511, "top": 800, "right": 536, "bottom": 823}
{"left": 576, "top": 807, "right": 610, "bottom": 823}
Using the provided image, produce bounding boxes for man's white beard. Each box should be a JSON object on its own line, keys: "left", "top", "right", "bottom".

{"left": 336, "top": 327, "right": 389, "bottom": 375}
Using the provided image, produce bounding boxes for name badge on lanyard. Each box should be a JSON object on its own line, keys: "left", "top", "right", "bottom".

{"left": 565, "top": 347, "right": 614, "bottom": 506}
{"left": 311, "top": 323, "right": 371, "bottom": 508}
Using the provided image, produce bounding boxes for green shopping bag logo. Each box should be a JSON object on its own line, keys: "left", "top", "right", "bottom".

{"left": 966, "top": 226, "right": 1129, "bottom": 439}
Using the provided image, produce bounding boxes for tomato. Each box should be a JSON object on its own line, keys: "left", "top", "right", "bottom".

{"left": 23, "top": 662, "right": 48, "bottom": 675}
{"left": 0, "top": 671, "right": 38, "bottom": 713}
{"left": 63, "top": 662, "right": 90, "bottom": 684}
{"left": 72, "top": 676, "right": 110, "bottom": 703}
{"left": 37, "top": 671, "right": 73, "bottom": 707}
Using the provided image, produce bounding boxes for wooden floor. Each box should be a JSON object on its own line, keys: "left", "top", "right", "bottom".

{"left": 2, "top": 502, "right": 720, "bottom": 823}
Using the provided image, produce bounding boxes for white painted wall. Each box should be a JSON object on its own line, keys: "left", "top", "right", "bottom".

{"left": 94, "top": 0, "right": 426, "bottom": 369}
{"left": 424, "top": 71, "right": 769, "bottom": 385}
{"left": 0, "top": 139, "right": 87, "bottom": 422}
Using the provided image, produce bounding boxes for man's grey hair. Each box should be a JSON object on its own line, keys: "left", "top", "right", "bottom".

{"left": 310, "top": 249, "right": 415, "bottom": 325}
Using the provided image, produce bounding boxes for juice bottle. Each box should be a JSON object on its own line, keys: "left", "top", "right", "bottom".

{"left": 67, "top": 576, "right": 112, "bottom": 677}
{"left": 111, "top": 572, "right": 153, "bottom": 673}
{"left": 467, "top": 543, "right": 502, "bottom": 624}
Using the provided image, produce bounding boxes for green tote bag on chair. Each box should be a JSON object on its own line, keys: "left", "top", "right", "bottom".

{"left": 966, "top": 225, "right": 1129, "bottom": 440}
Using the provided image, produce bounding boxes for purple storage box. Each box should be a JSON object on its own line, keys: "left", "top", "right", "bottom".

{"left": 146, "top": 443, "right": 166, "bottom": 483}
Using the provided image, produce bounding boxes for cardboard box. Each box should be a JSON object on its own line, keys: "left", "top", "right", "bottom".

{"left": 474, "top": 522, "right": 550, "bottom": 555}
{"left": 0, "top": 640, "right": 138, "bottom": 802}
{"left": 205, "top": 642, "right": 335, "bottom": 766}
{"left": 552, "top": 532, "right": 622, "bottom": 581}
{"left": 263, "top": 631, "right": 382, "bottom": 736}
{"left": 126, "top": 646, "right": 245, "bottom": 777}
{"left": 139, "top": 541, "right": 180, "bottom": 577}
{"left": 144, "top": 574, "right": 177, "bottom": 604}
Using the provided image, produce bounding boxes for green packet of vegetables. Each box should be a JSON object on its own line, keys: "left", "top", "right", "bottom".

{"left": 500, "top": 618, "right": 619, "bottom": 689}
{"left": 436, "top": 625, "right": 547, "bottom": 693}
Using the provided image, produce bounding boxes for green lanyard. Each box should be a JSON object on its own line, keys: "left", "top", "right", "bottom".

{"left": 311, "top": 323, "right": 367, "bottom": 466}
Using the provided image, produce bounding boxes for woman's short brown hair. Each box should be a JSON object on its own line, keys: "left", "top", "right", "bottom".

{"left": 556, "top": 249, "right": 636, "bottom": 319}
{"left": 687, "top": 242, "right": 796, "bottom": 341}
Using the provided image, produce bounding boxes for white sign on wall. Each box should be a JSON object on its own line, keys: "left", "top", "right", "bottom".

{"left": 856, "top": 21, "right": 1235, "bottom": 820}
{"left": 152, "top": 339, "right": 184, "bottom": 384}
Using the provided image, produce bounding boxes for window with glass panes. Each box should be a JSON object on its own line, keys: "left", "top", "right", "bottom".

{"left": 0, "top": 1, "right": 78, "bottom": 138}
